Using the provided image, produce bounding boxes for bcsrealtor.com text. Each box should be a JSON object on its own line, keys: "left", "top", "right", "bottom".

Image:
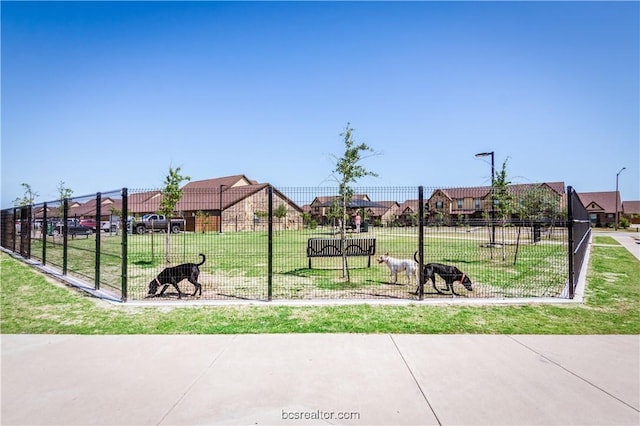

{"left": 282, "top": 409, "right": 361, "bottom": 421}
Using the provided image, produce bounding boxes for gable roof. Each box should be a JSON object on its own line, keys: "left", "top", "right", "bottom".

{"left": 622, "top": 201, "right": 640, "bottom": 215}
{"left": 182, "top": 175, "right": 255, "bottom": 190}
{"left": 128, "top": 190, "right": 163, "bottom": 214}
{"left": 177, "top": 183, "right": 270, "bottom": 211}
{"left": 367, "top": 201, "right": 400, "bottom": 217}
{"left": 397, "top": 200, "right": 419, "bottom": 215}
{"left": 309, "top": 194, "right": 370, "bottom": 206}
{"left": 577, "top": 191, "right": 622, "bottom": 213}
{"left": 68, "top": 197, "right": 121, "bottom": 217}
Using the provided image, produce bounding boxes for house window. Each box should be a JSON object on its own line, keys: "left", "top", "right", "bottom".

{"left": 436, "top": 201, "right": 443, "bottom": 209}
{"left": 474, "top": 199, "right": 481, "bottom": 209}
{"left": 457, "top": 199, "right": 463, "bottom": 209}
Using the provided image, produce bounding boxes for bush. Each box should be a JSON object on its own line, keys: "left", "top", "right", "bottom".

{"left": 619, "top": 217, "right": 630, "bottom": 229}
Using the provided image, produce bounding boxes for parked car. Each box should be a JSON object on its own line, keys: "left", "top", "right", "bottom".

{"left": 47, "top": 220, "right": 93, "bottom": 237}
{"left": 79, "top": 219, "right": 97, "bottom": 231}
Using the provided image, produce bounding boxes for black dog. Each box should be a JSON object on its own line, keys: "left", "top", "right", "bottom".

{"left": 148, "top": 254, "right": 205, "bottom": 299}
{"left": 413, "top": 253, "right": 473, "bottom": 296}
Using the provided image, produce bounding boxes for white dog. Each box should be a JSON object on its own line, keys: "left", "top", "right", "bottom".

{"left": 376, "top": 253, "right": 417, "bottom": 285}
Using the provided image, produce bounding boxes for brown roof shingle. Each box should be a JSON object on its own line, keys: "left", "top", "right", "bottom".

{"left": 578, "top": 191, "right": 622, "bottom": 213}
{"left": 622, "top": 201, "right": 640, "bottom": 215}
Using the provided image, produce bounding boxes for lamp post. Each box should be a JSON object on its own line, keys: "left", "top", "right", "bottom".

{"left": 615, "top": 167, "right": 625, "bottom": 230}
{"left": 219, "top": 184, "right": 227, "bottom": 234}
{"left": 475, "top": 151, "right": 495, "bottom": 245}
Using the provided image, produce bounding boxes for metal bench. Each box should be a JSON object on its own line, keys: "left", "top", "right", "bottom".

{"left": 306, "top": 237, "right": 376, "bottom": 268}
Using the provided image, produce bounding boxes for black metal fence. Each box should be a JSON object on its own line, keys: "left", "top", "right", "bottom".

{"left": 567, "top": 186, "right": 591, "bottom": 298}
{"left": 2, "top": 184, "right": 587, "bottom": 302}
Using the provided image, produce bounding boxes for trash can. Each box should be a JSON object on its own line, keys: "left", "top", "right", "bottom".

{"left": 361, "top": 221, "right": 369, "bottom": 232}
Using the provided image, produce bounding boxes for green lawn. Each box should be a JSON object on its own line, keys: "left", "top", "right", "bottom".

{"left": 593, "top": 236, "right": 622, "bottom": 245}
{"left": 28, "top": 226, "right": 569, "bottom": 301}
{"left": 1, "top": 240, "right": 638, "bottom": 334}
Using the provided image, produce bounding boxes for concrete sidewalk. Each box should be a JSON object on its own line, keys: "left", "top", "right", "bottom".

{"left": 613, "top": 234, "right": 640, "bottom": 261}
{"left": 593, "top": 231, "right": 640, "bottom": 261}
{"left": 2, "top": 335, "right": 638, "bottom": 425}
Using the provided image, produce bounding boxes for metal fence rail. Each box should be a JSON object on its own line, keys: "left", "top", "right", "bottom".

{"left": 1, "top": 184, "right": 583, "bottom": 302}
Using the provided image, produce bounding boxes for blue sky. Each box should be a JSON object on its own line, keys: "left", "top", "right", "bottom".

{"left": 2, "top": 1, "right": 638, "bottom": 207}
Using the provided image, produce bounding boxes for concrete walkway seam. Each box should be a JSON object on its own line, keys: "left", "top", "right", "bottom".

{"left": 389, "top": 334, "right": 443, "bottom": 426}
{"left": 509, "top": 336, "right": 640, "bottom": 414}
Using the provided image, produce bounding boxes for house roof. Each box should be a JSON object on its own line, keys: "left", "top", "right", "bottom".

{"left": 177, "top": 183, "right": 272, "bottom": 211}
{"left": 367, "top": 201, "right": 399, "bottom": 217}
{"left": 622, "top": 201, "right": 640, "bottom": 215}
{"left": 578, "top": 191, "right": 622, "bottom": 213}
{"left": 182, "top": 175, "right": 256, "bottom": 190}
{"left": 430, "top": 182, "right": 566, "bottom": 201}
{"left": 397, "top": 200, "right": 419, "bottom": 215}
{"left": 68, "top": 197, "right": 121, "bottom": 217}
{"left": 128, "top": 176, "right": 302, "bottom": 215}
{"left": 128, "top": 190, "right": 163, "bottom": 214}
{"left": 310, "top": 194, "right": 370, "bottom": 206}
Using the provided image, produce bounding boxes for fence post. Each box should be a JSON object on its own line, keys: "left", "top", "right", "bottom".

{"left": 95, "top": 192, "right": 101, "bottom": 290}
{"left": 267, "top": 185, "right": 273, "bottom": 301}
{"left": 121, "top": 188, "right": 128, "bottom": 302}
{"left": 42, "top": 202, "right": 47, "bottom": 266}
{"left": 418, "top": 186, "right": 424, "bottom": 300}
{"left": 21, "top": 205, "right": 32, "bottom": 259}
{"left": 63, "top": 198, "right": 69, "bottom": 275}
{"left": 567, "top": 186, "right": 575, "bottom": 299}
{"left": 12, "top": 208, "right": 17, "bottom": 253}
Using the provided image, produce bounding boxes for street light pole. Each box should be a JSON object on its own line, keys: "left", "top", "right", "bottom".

{"left": 615, "top": 167, "right": 626, "bottom": 230}
{"left": 475, "top": 151, "right": 495, "bottom": 245}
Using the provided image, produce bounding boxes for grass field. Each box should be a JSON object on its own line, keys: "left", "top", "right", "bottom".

{"left": 3, "top": 233, "right": 637, "bottom": 335}
{"left": 28, "top": 225, "right": 568, "bottom": 301}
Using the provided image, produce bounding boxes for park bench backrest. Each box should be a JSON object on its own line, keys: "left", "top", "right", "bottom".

{"left": 307, "top": 238, "right": 376, "bottom": 258}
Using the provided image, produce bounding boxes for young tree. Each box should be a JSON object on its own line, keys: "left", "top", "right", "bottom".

{"left": 158, "top": 166, "right": 190, "bottom": 263}
{"left": 274, "top": 204, "right": 288, "bottom": 231}
{"left": 13, "top": 183, "right": 38, "bottom": 207}
{"left": 519, "top": 186, "right": 557, "bottom": 243}
{"left": 493, "top": 159, "right": 514, "bottom": 261}
{"left": 57, "top": 181, "right": 73, "bottom": 203}
{"left": 330, "top": 123, "right": 378, "bottom": 280}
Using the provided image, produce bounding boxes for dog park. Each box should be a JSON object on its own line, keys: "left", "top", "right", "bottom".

{"left": 1, "top": 185, "right": 586, "bottom": 303}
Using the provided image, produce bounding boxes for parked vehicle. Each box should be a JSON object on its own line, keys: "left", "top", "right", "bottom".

{"left": 129, "top": 214, "right": 185, "bottom": 235}
{"left": 100, "top": 220, "right": 119, "bottom": 233}
{"left": 79, "top": 219, "right": 97, "bottom": 231}
{"left": 47, "top": 219, "right": 93, "bottom": 237}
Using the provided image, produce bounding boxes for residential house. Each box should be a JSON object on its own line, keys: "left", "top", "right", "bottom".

{"left": 369, "top": 201, "right": 400, "bottom": 226}
{"left": 577, "top": 191, "right": 622, "bottom": 228}
{"left": 68, "top": 197, "right": 122, "bottom": 221}
{"left": 177, "top": 175, "right": 303, "bottom": 232}
{"left": 396, "top": 200, "right": 420, "bottom": 226}
{"left": 128, "top": 190, "right": 163, "bottom": 216}
{"left": 427, "top": 182, "right": 566, "bottom": 224}
{"left": 308, "top": 194, "right": 372, "bottom": 225}
{"left": 62, "top": 175, "right": 302, "bottom": 233}
{"left": 623, "top": 201, "right": 640, "bottom": 224}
